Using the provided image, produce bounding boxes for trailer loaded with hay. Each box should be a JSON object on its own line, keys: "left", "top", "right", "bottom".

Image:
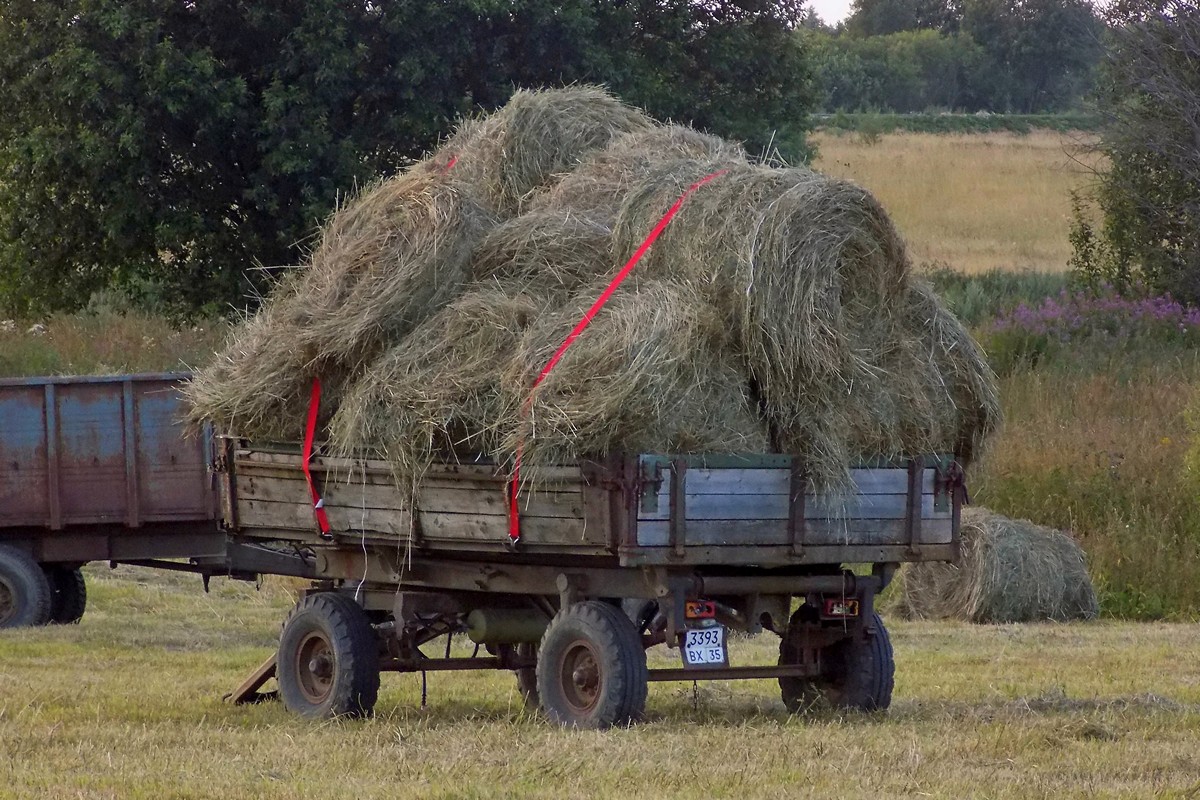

{"left": 198, "top": 88, "right": 999, "bottom": 728}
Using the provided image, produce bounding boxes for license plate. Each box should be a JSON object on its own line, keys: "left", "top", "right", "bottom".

{"left": 681, "top": 625, "right": 728, "bottom": 668}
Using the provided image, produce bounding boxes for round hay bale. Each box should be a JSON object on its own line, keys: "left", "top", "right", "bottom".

{"left": 470, "top": 210, "right": 615, "bottom": 298}
{"left": 183, "top": 274, "right": 330, "bottom": 441}
{"left": 437, "top": 86, "right": 654, "bottom": 215}
{"left": 295, "top": 170, "right": 496, "bottom": 364}
{"left": 891, "top": 507, "right": 1100, "bottom": 623}
{"left": 607, "top": 160, "right": 996, "bottom": 487}
{"left": 327, "top": 287, "right": 541, "bottom": 477}
{"left": 502, "top": 278, "right": 769, "bottom": 471}
{"left": 185, "top": 169, "right": 495, "bottom": 437}
{"left": 527, "top": 124, "right": 749, "bottom": 223}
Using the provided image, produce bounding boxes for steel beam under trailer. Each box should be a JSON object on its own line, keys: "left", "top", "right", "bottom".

{"left": 224, "top": 653, "right": 814, "bottom": 705}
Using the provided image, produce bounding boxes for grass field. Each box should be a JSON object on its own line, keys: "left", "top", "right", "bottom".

{"left": 812, "top": 131, "right": 1100, "bottom": 274}
{"left": 1, "top": 566, "right": 1198, "bottom": 799}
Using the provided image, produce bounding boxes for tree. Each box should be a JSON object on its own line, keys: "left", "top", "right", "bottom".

{"left": 0, "top": 1, "right": 815, "bottom": 316}
{"left": 961, "top": 0, "right": 1104, "bottom": 112}
{"left": 1071, "top": 0, "right": 1200, "bottom": 302}
{"left": 845, "top": 0, "right": 962, "bottom": 36}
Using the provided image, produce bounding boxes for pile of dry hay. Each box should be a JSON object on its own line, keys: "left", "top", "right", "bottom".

{"left": 891, "top": 507, "right": 1100, "bottom": 623}
{"left": 187, "top": 86, "right": 1000, "bottom": 488}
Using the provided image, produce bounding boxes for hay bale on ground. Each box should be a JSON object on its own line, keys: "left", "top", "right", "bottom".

{"left": 892, "top": 508, "right": 1099, "bottom": 623}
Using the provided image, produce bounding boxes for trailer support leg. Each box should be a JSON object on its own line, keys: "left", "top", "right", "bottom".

{"left": 225, "top": 652, "right": 279, "bottom": 705}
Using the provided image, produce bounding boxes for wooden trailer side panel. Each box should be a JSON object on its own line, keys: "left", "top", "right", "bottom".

{"left": 228, "top": 448, "right": 614, "bottom": 554}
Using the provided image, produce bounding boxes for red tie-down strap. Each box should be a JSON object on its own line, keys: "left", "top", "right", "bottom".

{"left": 506, "top": 168, "right": 729, "bottom": 544}
{"left": 302, "top": 377, "right": 332, "bottom": 539}
{"left": 298, "top": 155, "right": 461, "bottom": 540}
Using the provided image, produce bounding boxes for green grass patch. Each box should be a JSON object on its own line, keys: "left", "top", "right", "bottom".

{"left": 923, "top": 266, "right": 1069, "bottom": 327}
{"left": 817, "top": 112, "right": 1102, "bottom": 136}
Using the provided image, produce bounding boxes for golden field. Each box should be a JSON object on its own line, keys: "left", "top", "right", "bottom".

{"left": 812, "top": 131, "right": 1101, "bottom": 273}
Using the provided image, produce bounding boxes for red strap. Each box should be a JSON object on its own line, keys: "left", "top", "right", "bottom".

{"left": 507, "top": 168, "right": 728, "bottom": 543}
{"left": 302, "top": 377, "right": 331, "bottom": 536}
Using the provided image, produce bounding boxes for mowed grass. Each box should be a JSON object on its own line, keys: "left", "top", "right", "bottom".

{"left": 812, "top": 130, "right": 1101, "bottom": 273}
{"left": 1, "top": 567, "right": 1199, "bottom": 799}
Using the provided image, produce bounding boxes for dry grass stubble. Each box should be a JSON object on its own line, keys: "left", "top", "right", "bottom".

{"left": 1, "top": 567, "right": 1198, "bottom": 799}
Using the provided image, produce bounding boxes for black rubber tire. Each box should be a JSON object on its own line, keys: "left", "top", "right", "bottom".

{"left": 277, "top": 592, "right": 380, "bottom": 719}
{"left": 536, "top": 600, "right": 648, "bottom": 729}
{"left": 513, "top": 642, "right": 540, "bottom": 710}
{"left": 45, "top": 566, "right": 87, "bottom": 625}
{"left": 0, "top": 545, "right": 52, "bottom": 628}
{"left": 778, "top": 611, "right": 895, "bottom": 713}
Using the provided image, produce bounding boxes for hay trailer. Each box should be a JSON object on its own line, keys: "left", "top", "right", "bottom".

{"left": 0, "top": 373, "right": 224, "bottom": 628}
{"left": 222, "top": 439, "right": 966, "bottom": 728}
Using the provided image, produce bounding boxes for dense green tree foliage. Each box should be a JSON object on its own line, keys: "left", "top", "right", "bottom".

{"left": 812, "top": 0, "right": 1104, "bottom": 113}
{"left": 1071, "top": 0, "right": 1200, "bottom": 302}
{"left": 0, "top": 1, "right": 813, "bottom": 315}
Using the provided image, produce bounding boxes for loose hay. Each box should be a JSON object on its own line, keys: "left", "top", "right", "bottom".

{"left": 185, "top": 171, "right": 493, "bottom": 438}
{"left": 437, "top": 86, "right": 654, "bottom": 215}
{"left": 892, "top": 508, "right": 1100, "bottom": 623}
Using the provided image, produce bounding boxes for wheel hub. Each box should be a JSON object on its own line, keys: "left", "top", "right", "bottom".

{"left": 560, "top": 640, "right": 602, "bottom": 713}
{"left": 295, "top": 631, "right": 336, "bottom": 704}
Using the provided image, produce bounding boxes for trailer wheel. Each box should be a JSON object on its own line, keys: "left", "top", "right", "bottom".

{"left": 536, "top": 600, "right": 647, "bottom": 729}
{"left": 45, "top": 566, "right": 87, "bottom": 625}
{"left": 513, "top": 642, "right": 540, "bottom": 710}
{"left": 778, "top": 611, "right": 894, "bottom": 713}
{"left": 277, "top": 592, "right": 380, "bottom": 719}
{"left": 0, "top": 545, "right": 52, "bottom": 628}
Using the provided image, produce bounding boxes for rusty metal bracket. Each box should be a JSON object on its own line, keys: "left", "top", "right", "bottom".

{"left": 787, "top": 459, "right": 807, "bottom": 557}
{"left": 668, "top": 458, "right": 688, "bottom": 559}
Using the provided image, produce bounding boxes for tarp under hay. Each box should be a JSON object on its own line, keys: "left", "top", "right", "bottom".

{"left": 186, "top": 86, "right": 1000, "bottom": 489}
{"left": 891, "top": 508, "right": 1100, "bottom": 623}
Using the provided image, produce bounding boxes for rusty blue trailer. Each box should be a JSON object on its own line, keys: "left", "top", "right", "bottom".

{"left": 0, "top": 373, "right": 225, "bottom": 627}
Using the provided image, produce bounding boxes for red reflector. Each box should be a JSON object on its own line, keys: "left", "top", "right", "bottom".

{"left": 823, "top": 598, "right": 860, "bottom": 618}
{"left": 685, "top": 600, "right": 717, "bottom": 619}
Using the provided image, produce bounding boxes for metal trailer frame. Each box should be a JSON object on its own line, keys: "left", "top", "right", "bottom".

{"left": 218, "top": 439, "right": 966, "bottom": 726}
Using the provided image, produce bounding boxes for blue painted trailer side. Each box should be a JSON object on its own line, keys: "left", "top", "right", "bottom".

{"left": 0, "top": 373, "right": 220, "bottom": 562}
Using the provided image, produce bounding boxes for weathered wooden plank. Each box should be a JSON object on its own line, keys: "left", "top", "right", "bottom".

{"left": 237, "top": 497, "right": 413, "bottom": 536}
{"left": 234, "top": 474, "right": 585, "bottom": 519}
{"left": 235, "top": 449, "right": 582, "bottom": 483}
{"left": 417, "top": 511, "right": 595, "bottom": 546}
{"left": 636, "top": 516, "right": 953, "bottom": 547}
{"left": 236, "top": 497, "right": 598, "bottom": 547}
{"left": 639, "top": 490, "right": 941, "bottom": 522}
{"left": 638, "top": 468, "right": 938, "bottom": 516}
